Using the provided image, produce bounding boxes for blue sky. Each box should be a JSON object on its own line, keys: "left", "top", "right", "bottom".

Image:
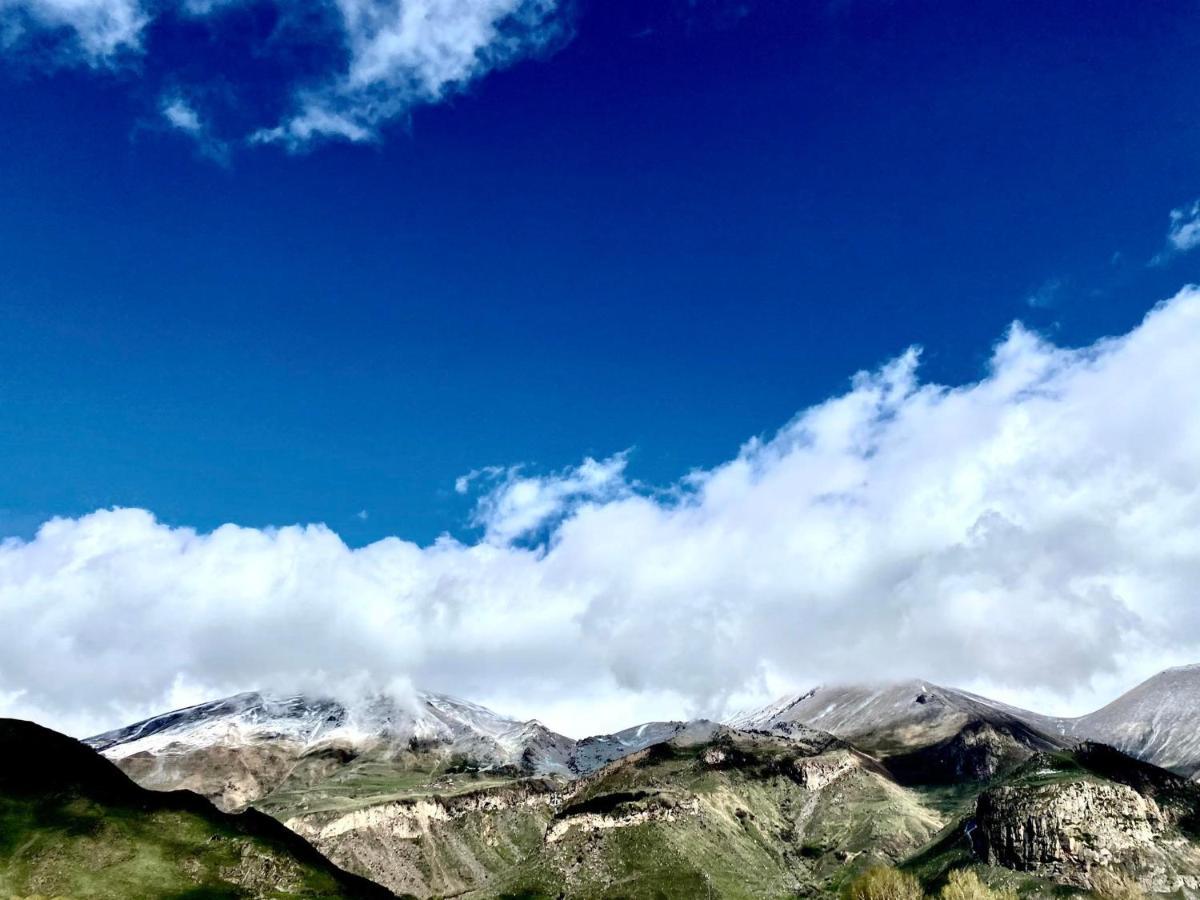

{"left": 3, "top": 0, "right": 1200, "bottom": 551}
{"left": 7, "top": 0, "right": 1200, "bottom": 732}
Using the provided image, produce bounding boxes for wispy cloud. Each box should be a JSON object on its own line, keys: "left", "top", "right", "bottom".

{"left": 1, "top": 0, "right": 572, "bottom": 150}
{"left": 253, "top": 0, "right": 569, "bottom": 148}
{"left": 159, "top": 92, "right": 229, "bottom": 163}
{"left": 1150, "top": 199, "right": 1200, "bottom": 265}
{"left": 1025, "top": 276, "right": 1064, "bottom": 309}
{"left": 1168, "top": 200, "right": 1200, "bottom": 252}
{"left": 162, "top": 95, "right": 202, "bottom": 133}
{"left": 4, "top": 289, "right": 1200, "bottom": 736}
{"left": 0, "top": 0, "right": 146, "bottom": 61}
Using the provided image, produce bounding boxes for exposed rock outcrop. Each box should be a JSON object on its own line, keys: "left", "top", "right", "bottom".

{"left": 546, "top": 793, "right": 700, "bottom": 842}
{"left": 285, "top": 778, "right": 561, "bottom": 897}
{"left": 975, "top": 775, "right": 1200, "bottom": 892}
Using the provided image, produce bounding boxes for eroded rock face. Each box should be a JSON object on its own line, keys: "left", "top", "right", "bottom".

{"left": 790, "top": 752, "right": 860, "bottom": 790}
{"left": 284, "top": 779, "right": 562, "bottom": 897}
{"left": 975, "top": 778, "right": 1200, "bottom": 892}
{"left": 546, "top": 795, "right": 701, "bottom": 843}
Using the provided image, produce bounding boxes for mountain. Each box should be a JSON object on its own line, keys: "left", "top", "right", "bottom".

{"left": 0, "top": 717, "right": 396, "bottom": 899}
{"left": 67, "top": 667, "right": 1200, "bottom": 897}
{"left": 912, "top": 742, "right": 1200, "bottom": 894}
{"left": 729, "top": 680, "right": 1067, "bottom": 784}
{"left": 284, "top": 726, "right": 945, "bottom": 898}
{"left": 568, "top": 719, "right": 728, "bottom": 774}
{"left": 729, "top": 668, "right": 1200, "bottom": 788}
{"left": 86, "top": 690, "right": 575, "bottom": 810}
{"left": 1060, "top": 664, "right": 1200, "bottom": 779}
{"left": 567, "top": 718, "right": 847, "bottom": 776}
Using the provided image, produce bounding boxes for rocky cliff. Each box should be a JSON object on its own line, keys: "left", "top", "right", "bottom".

{"left": 974, "top": 757, "right": 1200, "bottom": 893}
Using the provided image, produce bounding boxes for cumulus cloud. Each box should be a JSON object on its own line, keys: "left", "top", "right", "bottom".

{"left": 4, "top": 289, "right": 1200, "bottom": 737}
{"left": 1, "top": 0, "right": 570, "bottom": 148}
{"left": 461, "top": 453, "right": 632, "bottom": 544}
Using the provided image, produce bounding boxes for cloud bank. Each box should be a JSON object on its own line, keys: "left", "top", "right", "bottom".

{"left": 0, "top": 0, "right": 570, "bottom": 148}
{"left": 4, "top": 289, "right": 1200, "bottom": 737}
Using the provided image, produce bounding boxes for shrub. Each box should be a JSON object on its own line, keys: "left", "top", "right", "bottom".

{"left": 843, "top": 865, "right": 925, "bottom": 900}
{"left": 938, "top": 868, "right": 1016, "bottom": 900}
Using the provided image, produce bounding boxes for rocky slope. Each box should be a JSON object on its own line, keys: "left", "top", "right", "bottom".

{"left": 0, "top": 717, "right": 395, "bottom": 899}
{"left": 972, "top": 744, "right": 1200, "bottom": 892}
{"left": 281, "top": 728, "right": 945, "bottom": 899}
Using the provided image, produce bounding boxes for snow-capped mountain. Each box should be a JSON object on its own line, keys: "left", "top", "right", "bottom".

{"left": 84, "top": 689, "right": 575, "bottom": 809}
{"left": 1060, "top": 664, "right": 1200, "bottom": 778}
{"left": 83, "top": 665, "right": 1200, "bottom": 814}
{"left": 727, "top": 668, "right": 1200, "bottom": 781}
{"left": 567, "top": 719, "right": 727, "bottom": 774}
{"left": 88, "top": 689, "right": 571, "bottom": 771}
{"left": 728, "top": 679, "right": 1058, "bottom": 752}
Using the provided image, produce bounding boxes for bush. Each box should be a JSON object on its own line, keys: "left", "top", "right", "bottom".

{"left": 843, "top": 866, "right": 925, "bottom": 900}
{"left": 938, "top": 869, "right": 1016, "bottom": 900}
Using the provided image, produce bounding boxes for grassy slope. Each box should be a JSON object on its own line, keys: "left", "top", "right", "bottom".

{"left": 0, "top": 719, "right": 399, "bottom": 900}
{"left": 475, "top": 735, "right": 946, "bottom": 899}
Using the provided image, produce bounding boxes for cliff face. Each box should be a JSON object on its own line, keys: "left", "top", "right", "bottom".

{"left": 284, "top": 778, "right": 562, "bottom": 897}
{"left": 974, "top": 777, "right": 1200, "bottom": 892}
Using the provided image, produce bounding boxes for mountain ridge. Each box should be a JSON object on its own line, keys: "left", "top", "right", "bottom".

{"left": 729, "top": 667, "right": 1200, "bottom": 781}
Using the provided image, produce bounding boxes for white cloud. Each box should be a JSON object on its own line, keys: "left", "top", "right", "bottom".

{"left": 4, "top": 289, "right": 1200, "bottom": 738}
{"left": 162, "top": 95, "right": 203, "bottom": 133}
{"left": 1, "top": 0, "right": 569, "bottom": 147}
{"left": 255, "top": 0, "right": 570, "bottom": 148}
{"left": 1152, "top": 200, "right": 1200, "bottom": 265}
{"left": 464, "top": 453, "right": 632, "bottom": 544}
{"left": 159, "top": 92, "right": 230, "bottom": 162}
{"left": 0, "top": 0, "right": 146, "bottom": 61}
{"left": 1168, "top": 201, "right": 1200, "bottom": 252}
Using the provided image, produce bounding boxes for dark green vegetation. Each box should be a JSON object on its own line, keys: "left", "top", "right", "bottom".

{"left": 0, "top": 719, "right": 398, "bottom": 899}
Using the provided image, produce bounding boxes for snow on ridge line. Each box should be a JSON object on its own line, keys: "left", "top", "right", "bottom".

{"left": 85, "top": 688, "right": 541, "bottom": 759}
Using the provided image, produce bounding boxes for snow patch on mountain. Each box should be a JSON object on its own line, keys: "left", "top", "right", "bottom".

{"left": 85, "top": 690, "right": 573, "bottom": 775}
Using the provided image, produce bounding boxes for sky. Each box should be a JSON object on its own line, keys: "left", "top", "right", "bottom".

{"left": 3, "top": 0, "right": 1200, "bottom": 738}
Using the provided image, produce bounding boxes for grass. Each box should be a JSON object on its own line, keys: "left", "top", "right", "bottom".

{"left": 259, "top": 755, "right": 532, "bottom": 818}
{"left": 0, "top": 794, "right": 381, "bottom": 899}
{"left": 471, "top": 736, "right": 949, "bottom": 900}
{"left": 0, "top": 718, "right": 394, "bottom": 900}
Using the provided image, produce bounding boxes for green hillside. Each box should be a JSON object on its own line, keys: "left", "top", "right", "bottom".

{"left": 0, "top": 719, "right": 400, "bottom": 900}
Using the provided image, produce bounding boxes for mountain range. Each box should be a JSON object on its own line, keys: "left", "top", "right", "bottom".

{"left": 4, "top": 665, "right": 1200, "bottom": 898}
